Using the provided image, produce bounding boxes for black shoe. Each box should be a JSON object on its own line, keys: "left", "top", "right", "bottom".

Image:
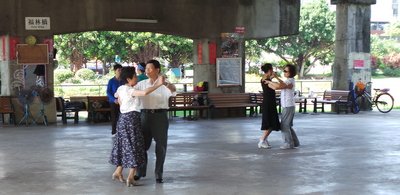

{"left": 156, "top": 178, "right": 164, "bottom": 183}
{"left": 133, "top": 175, "right": 141, "bottom": 181}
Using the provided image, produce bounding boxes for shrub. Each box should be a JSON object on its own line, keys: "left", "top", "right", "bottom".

{"left": 66, "top": 77, "right": 82, "bottom": 84}
{"left": 75, "top": 68, "right": 96, "bottom": 80}
{"left": 382, "top": 53, "right": 400, "bottom": 69}
{"left": 382, "top": 67, "right": 400, "bottom": 77}
{"left": 54, "top": 69, "right": 74, "bottom": 84}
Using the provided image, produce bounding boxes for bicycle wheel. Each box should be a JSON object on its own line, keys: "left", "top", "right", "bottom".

{"left": 375, "top": 93, "right": 394, "bottom": 113}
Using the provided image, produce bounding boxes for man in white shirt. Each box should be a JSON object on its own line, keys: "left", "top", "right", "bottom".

{"left": 134, "top": 59, "right": 176, "bottom": 183}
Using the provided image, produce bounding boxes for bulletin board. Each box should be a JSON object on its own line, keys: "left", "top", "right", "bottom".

{"left": 216, "top": 57, "right": 242, "bottom": 86}
{"left": 16, "top": 44, "right": 49, "bottom": 64}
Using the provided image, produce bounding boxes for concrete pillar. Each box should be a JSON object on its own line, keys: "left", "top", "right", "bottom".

{"left": 1, "top": 34, "right": 57, "bottom": 124}
{"left": 193, "top": 38, "right": 245, "bottom": 94}
{"left": 331, "top": 0, "right": 376, "bottom": 91}
{"left": 1, "top": 35, "right": 13, "bottom": 95}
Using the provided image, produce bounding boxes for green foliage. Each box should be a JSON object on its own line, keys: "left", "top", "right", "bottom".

{"left": 54, "top": 32, "right": 193, "bottom": 71}
{"left": 156, "top": 34, "right": 193, "bottom": 68}
{"left": 69, "top": 78, "right": 82, "bottom": 84}
{"left": 247, "top": 66, "right": 260, "bottom": 74}
{"left": 75, "top": 68, "right": 96, "bottom": 80}
{"left": 382, "top": 67, "right": 400, "bottom": 77}
{"left": 246, "top": 0, "right": 335, "bottom": 78}
{"left": 384, "top": 21, "right": 400, "bottom": 36}
{"left": 371, "top": 36, "right": 400, "bottom": 57}
{"left": 371, "top": 36, "right": 400, "bottom": 71}
{"left": 54, "top": 69, "right": 74, "bottom": 84}
{"left": 245, "top": 40, "right": 263, "bottom": 66}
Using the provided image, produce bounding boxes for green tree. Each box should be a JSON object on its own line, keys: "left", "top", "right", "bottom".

{"left": 370, "top": 35, "right": 400, "bottom": 72}
{"left": 125, "top": 32, "right": 160, "bottom": 63}
{"left": 245, "top": 40, "right": 263, "bottom": 73}
{"left": 157, "top": 34, "right": 193, "bottom": 68}
{"left": 246, "top": 0, "right": 335, "bottom": 78}
{"left": 54, "top": 33, "right": 88, "bottom": 72}
{"left": 384, "top": 21, "right": 400, "bottom": 36}
{"left": 55, "top": 32, "right": 194, "bottom": 71}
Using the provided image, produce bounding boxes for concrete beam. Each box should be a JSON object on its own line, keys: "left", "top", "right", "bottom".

{"left": 0, "top": 0, "right": 300, "bottom": 39}
{"left": 331, "top": 0, "right": 376, "bottom": 5}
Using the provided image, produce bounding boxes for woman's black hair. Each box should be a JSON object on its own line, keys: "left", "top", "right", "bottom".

{"left": 120, "top": 67, "right": 136, "bottom": 85}
{"left": 261, "top": 63, "right": 273, "bottom": 73}
{"left": 146, "top": 59, "right": 161, "bottom": 73}
{"left": 285, "top": 64, "right": 297, "bottom": 78}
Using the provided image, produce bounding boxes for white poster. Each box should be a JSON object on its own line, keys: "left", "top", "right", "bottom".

{"left": 25, "top": 17, "right": 51, "bottom": 30}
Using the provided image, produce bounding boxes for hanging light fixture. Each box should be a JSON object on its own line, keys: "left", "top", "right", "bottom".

{"left": 115, "top": 18, "right": 158, "bottom": 23}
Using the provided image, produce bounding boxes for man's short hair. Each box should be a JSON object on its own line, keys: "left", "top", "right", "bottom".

{"left": 113, "top": 63, "right": 123, "bottom": 70}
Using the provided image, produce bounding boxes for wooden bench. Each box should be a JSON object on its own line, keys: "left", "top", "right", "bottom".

{"left": 55, "top": 97, "right": 86, "bottom": 124}
{"left": 168, "top": 93, "right": 209, "bottom": 120}
{"left": 207, "top": 93, "right": 257, "bottom": 118}
{"left": 252, "top": 92, "right": 281, "bottom": 115}
{"left": 0, "top": 96, "right": 16, "bottom": 125}
{"left": 87, "top": 96, "right": 111, "bottom": 122}
{"left": 254, "top": 90, "right": 310, "bottom": 114}
{"left": 312, "top": 90, "right": 351, "bottom": 114}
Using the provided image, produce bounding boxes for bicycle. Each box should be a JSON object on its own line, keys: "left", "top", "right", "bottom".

{"left": 348, "top": 82, "right": 394, "bottom": 113}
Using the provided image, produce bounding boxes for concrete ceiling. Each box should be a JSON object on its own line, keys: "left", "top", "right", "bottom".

{"left": 0, "top": 0, "right": 300, "bottom": 39}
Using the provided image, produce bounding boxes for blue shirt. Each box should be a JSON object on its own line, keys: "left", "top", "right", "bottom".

{"left": 107, "top": 77, "right": 122, "bottom": 103}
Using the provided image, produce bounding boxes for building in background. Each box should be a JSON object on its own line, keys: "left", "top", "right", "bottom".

{"left": 371, "top": 0, "right": 399, "bottom": 35}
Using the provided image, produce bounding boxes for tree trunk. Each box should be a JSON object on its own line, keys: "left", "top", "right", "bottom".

{"left": 297, "top": 55, "right": 305, "bottom": 78}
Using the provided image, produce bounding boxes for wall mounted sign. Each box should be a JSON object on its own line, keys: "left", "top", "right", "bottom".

{"left": 25, "top": 17, "right": 51, "bottom": 30}
{"left": 16, "top": 44, "right": 49, "bottom": 64}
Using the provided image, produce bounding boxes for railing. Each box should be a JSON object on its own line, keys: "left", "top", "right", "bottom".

{"left": 246, "top": 80, "right": 332, "bottom": 96}
{"left": 54, "top": 80, "right": 333, "bottom": 98}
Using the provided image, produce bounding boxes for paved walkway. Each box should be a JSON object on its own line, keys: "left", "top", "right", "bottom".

{"left": 1, "top": 110, "right": 400, "bottom": 195}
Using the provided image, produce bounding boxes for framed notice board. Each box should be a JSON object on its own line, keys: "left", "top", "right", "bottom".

{"left": 216, "top": 57, "right": 242, "bottom": 87}
{"left": 16, "top": 44, "right": 49, "bottom": 64}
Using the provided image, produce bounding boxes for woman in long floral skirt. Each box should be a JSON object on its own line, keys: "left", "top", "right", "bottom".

{"left": 109, "top": 67, "right": 164, "bottom": 187}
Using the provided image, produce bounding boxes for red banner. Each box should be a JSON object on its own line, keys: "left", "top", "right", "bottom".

{"left": 9, "top": 36, "right": 19, "bottom": 60}
{"left": 197, "top": 41, "right": 203, "bottom": 64}
{"left": 208, "top": 41, "right": 216, "bottom": 65}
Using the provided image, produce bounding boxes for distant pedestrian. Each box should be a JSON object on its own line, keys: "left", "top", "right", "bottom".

{"left": 107, "top": 63, "right": 123, "bottom": 135}
{"left": 136, "top": 62, "right": 148, "bottom": 82}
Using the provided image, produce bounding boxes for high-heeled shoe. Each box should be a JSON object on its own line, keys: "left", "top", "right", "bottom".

{"left": 112, "top": 173, "right": 125, "bottom": 183}
{"left": 126, "top": 178, "right": 138, "bottom": 187}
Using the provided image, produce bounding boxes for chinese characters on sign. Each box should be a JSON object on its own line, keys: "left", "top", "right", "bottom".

{"left": 25, "top": 17, "right": 50, "bottom": 30}
{"left": 353, "top": 59, "right": 364, "bottom": 69}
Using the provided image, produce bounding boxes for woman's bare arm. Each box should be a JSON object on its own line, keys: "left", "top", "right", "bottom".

{"left": 131, "top": 76, "right": 165, "bottom": 96}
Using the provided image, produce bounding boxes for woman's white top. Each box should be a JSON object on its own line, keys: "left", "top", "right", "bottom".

{"left": 115, "top": 85, "right": 140, "bottom": 113}
{"left": 134, "top": 79, "right": 175, "bottom": 110}
{"left": 280, "top": 78, "right": 296, "bottom": 108}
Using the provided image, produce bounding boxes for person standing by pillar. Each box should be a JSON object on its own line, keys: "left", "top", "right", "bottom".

{"left": 134, "top": 59, "right": 176, "bottom": 184}
{"left": 107, "top": 63, "right": 123, "bottom": 136}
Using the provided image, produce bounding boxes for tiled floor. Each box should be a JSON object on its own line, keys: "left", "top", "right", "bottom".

{"left": 1, "top": 110, "right": 400, "bottom": 195}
